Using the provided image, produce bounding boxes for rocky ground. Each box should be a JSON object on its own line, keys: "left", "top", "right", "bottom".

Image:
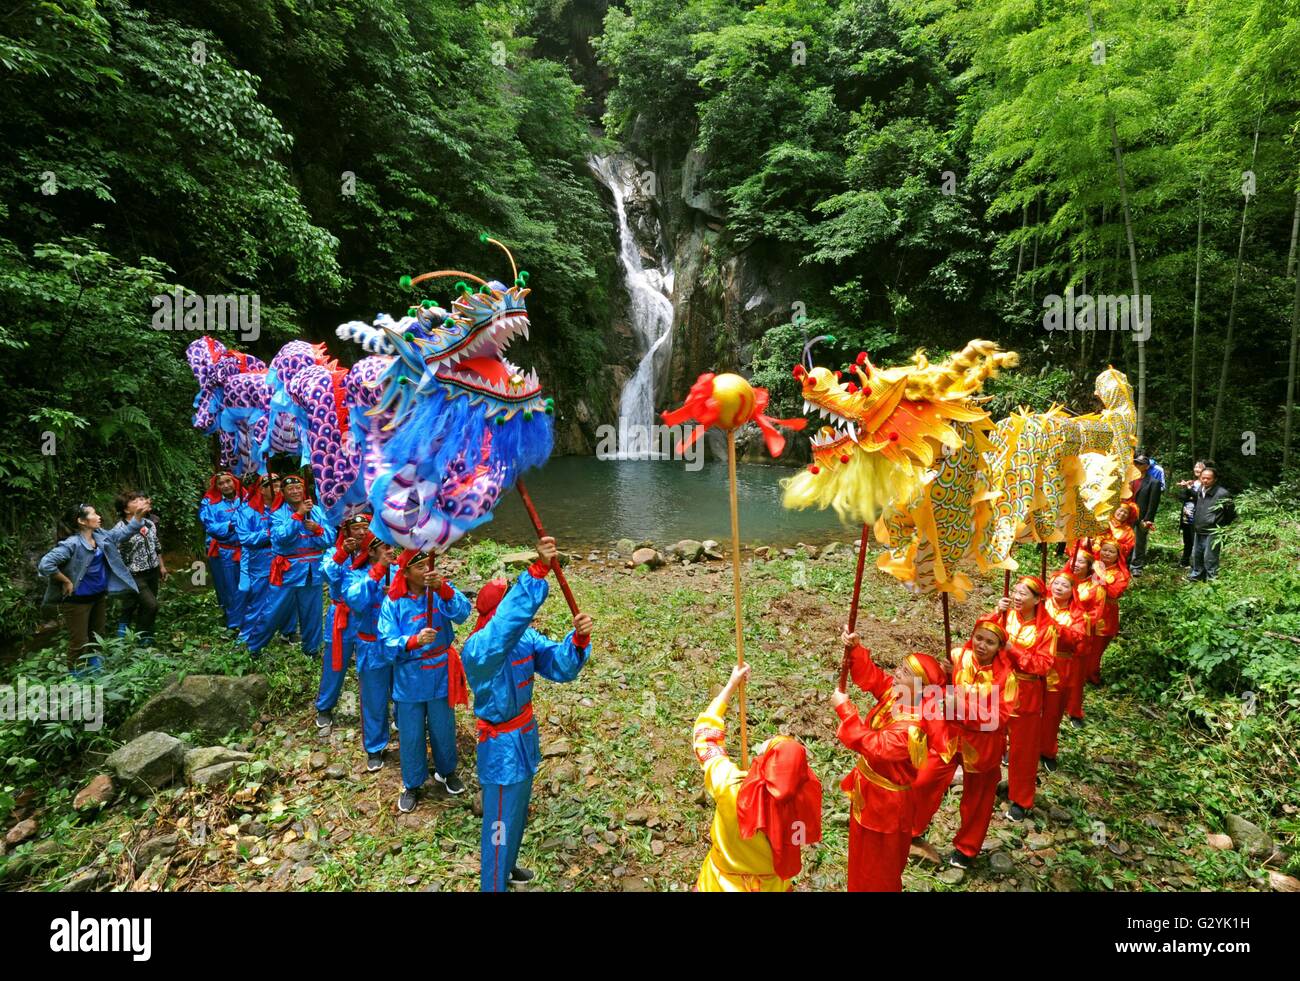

{"left": 5, "top": 539, "right": 1296, "bottom": 892}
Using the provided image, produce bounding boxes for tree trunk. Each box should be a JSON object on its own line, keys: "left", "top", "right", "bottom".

{"left": 1088, "top": 4, "right": 1146, "bottom": 444}
{"left": 1191, "top": 188, "right": 1204, "bottom": 461}
{"left": 1288, "top": 185, "right": 1300, "bottom": 278}
{"left": 1286, "top": 250, "right": 1299, "bottom": 470}
{"left": 1015, "top": 200, "right": 1028, "bottom": 298}
{"left": 1210, "top": 114, "right": 1262, "bottom": 460}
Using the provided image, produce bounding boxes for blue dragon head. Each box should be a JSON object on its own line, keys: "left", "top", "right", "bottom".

{"left": 335, "top": 246, "right": 554, "bottom": 551}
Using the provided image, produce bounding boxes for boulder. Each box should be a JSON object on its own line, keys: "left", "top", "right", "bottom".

{"left": 666, "top": 540, "right": 704, "bottom": 563}
{"left": 184, "top": 746, "right": 254, "bottom": 778}
{"left": 4, "top": 818, "right": 37, "bottom": 848}
{"left": 1225, "top": 814, "right": 1273, "bottom": 858}
{"left": 795, "top": 542, "right": 820, "bottom": 559}
{"left": 118, "top": 675, "right": 268, "bottom": 742}
{"left": 106, "top": 731, "right": 185, "bottom": 795}
{"left": 820, "top": 542, "right": 841, "bottom": 559}
{"left": 191, "top": 761, "right": 250, "bottom": 788}
{"left": 630, "top": 548, "right": 663, "bottom": 569}
{"left": 754, "top": 546, "right": 771, "bottom": 559}
{"left": 614, "top": 538, "right": 637, "bottom": 557}
{"left": 73, "top": 775, "right": 116, "bottom": 812}
{"left": 134, "top": 833, "right": 179, "bottom": 872}
{"left": 501, "top": 550, "right": 539, "bottom": 568}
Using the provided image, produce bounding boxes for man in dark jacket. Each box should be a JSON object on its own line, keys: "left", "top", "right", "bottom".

{"left": 1130, "top": 454, "right": 1162, "bottom": 574}
{"left": 1189, "top": 464, "right": 1235, "bottom": 582}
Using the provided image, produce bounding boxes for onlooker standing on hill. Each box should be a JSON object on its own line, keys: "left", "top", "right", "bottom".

{"left": 1130, "top": 454, "right": 1161, "bottom": 575}
{"left": 1177, "top": 461, "right": 1207, "bottom": 566}
{"left": 112, "top": 490, "right": 167, "bottom": 646}
{"left": 1189, "top": 463, "right": 1235, "bottom": 583}
{"left": 38, "top": 503, "right": 143, "bottom": 671}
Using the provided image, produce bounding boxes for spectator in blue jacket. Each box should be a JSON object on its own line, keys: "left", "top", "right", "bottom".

{"left": 39, "top": 503, "right": 144, "bottom": 671}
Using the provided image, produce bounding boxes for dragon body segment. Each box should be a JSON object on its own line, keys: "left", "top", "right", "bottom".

{"left": 781, "top": 342, "right": 1137, "bottom": 600}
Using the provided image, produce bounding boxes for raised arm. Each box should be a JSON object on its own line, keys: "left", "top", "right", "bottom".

{"left": 460, "top": 568, "right": 550, "bottom": 681}
{"left": 102, "top": 516, "right": 143, "bottom": 547}
{"left": 694, "top": 664, "right": 749, "bottom": 799}
{"left": 433, "top": 579, "right": 471, "bottom": 624}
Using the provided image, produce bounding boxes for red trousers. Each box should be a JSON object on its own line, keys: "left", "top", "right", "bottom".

{"left": 1071, "top": 636, "right": 1112, "bottom": 718}
{"left": 1040, "top": 656, "right": 1076, "bottom": 758}
{"left": 1007, "top": 708, "right": 1042, "bottom": 810}
{"left": 847, "top": 820, "right": 910, "bottom": 892}
{"left": 1089, "top": 635, "right": 1113, "bottom": 684}
{"left": 911, "top": 755, "right": 1002, "bottom": 859}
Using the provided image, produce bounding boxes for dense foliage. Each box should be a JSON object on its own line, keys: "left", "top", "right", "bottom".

{"left": 595, "top": 0, "right": 1300, "bottom": 485}
{"left": 0, "top": 0, "right": 615, "bottom": 551}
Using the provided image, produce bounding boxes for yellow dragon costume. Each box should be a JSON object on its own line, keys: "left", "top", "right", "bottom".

{"left": 781, "top": 340, "right": 1137, "bottom": 601}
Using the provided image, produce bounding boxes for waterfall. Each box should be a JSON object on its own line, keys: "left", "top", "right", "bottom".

{"left": 590, "top": 153, "right": 675, "bottom": 459}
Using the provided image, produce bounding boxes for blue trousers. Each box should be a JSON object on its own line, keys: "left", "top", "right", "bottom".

{"left": 481, "top": 777, "right": 534, "bottom": 892}
{"left": 315, "top": 606, "right": 356, "bottom": 712}
{"left": 395, "top": 698, "right": 457, "bottom": 790}
{"left": 239, "top": 586, "right": 297, "bottom": 644}
{"left": 209, "top": 551, "right": 245, "bottom": 630}
{"left": 358, "top": 665, "right": 393, "bottom": 754}
{"left": 248, "top": 582, "right": 322, "bottom": 655}
{"left": 1190, "top": 531, "right": 1221, "bottom": 580}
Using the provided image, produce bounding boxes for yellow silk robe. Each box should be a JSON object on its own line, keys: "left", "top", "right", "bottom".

{"left": 692, "top": 697, "right": 792, "bottom": 892}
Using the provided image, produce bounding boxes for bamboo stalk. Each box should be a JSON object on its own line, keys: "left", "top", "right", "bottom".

{"left": 726, "top": 431, "right": 748, "bottom": 768}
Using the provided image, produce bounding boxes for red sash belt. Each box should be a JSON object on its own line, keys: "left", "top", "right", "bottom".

{"left": 330, "top": 599, "right": 351, "bottom": 671}
{"left": 268, "top": 549, "right": 323, "bottom": 587}
{"left": 412, "top": 642, "right": 468, "bottom": 709}
{"left": 357, "top": 631, "right": 377, "bottom": 643}
{"left": 207, "top": 540, "right": 241, "bottom": 561}
{"left": 476, "top": 703, "right": 534, "bottom": 743}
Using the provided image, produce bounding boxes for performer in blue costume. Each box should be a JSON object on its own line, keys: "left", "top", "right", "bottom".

{"left": 344, "top": 531, "right": 396, "bottom": 771}
{"left": 235, "top": 472, "right": 275, "bottom": 645}
{"left": 198, "top": 470, "right": 246, "bottom": 630}
{"left": 378, "top": 548, "right": 472, "bottom": 812}
{"left": 315, "top": 513, "right": 370, "bottom": 729}
{"left": 247, "top": 474, "right": 333, "bottom": 657}
{"left": 461, "top": 535, "right": 593, "bottom": 891}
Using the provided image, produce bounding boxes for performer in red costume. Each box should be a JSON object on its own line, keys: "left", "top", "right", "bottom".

{"left": 911, "top": 612, "right": 1015, "bottom": 868}
{"left": 995, "top": 575, "right": 1057, "bottom": 822}
{"left": 1087, "top": 534, "right": 1131, "bottom": 686}
{"left": 1063, "top": 547, "right": 1106, "bottom": 726}
{"left": 1107, "top": 502, "right": 1139, "bottom": 562}
{"left": 1039, "top": 571, "right": 1094, "bottom": 770}
{"left": 832, "top": 630, "right": 943, "bottom": 892}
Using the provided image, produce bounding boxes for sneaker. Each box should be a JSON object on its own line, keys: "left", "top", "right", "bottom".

{"left": 1001, "top": 751, "right": 1009, "bottom": 766}
{"left": 1041, "top": 756, "right": 1058, "bottom": 773}
{"left": 435, "top": 771, "right": 465, "bottom": 795}
{"left": 398, "top": 788, "right": 419, "bottom": 813}
{"left": 948, "top": 850, "right": 973, "bottom": 869}
{"left": 366, "top": 752, "right": 384, "bottom": 772}
{"left": 1069, "top": 717, "right": 1085, "bottom": 729}
{"left": 1005, "top": 803, "right": 1029, "bottom": 822}
{"left": 509, "top": 867, "right": 535, "bottom": 885}
{"left": 315, "top": 710, "right": 333, "bottom": 730}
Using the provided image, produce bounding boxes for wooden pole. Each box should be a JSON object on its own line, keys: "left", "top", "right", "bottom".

{"left": 1040, "top": 542, "right": 1048, "bottom": 582}
{"left": 726, "top": 430, "right": 748, "bottom": 768}
{"left": 515, "top": 478, "right": 579, "bottom": 615}
{"left": 1003, "top": 569, "right": 1011, "bottom": 597}
{"left": 838, "top": 522, "right": 871, "bottom": 692}
{"left": 941, "top": 592, "right": 952, "bottom": 657}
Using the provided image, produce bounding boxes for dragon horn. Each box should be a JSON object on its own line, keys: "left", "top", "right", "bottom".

{"left": 479, "top": 233, "right": 518, "bottom": 281}
{"left": 803, "top": 333, "right": 835, "bottom": 370}
{"left": 405, "top": 269, "right": 488, "bottom": 288}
